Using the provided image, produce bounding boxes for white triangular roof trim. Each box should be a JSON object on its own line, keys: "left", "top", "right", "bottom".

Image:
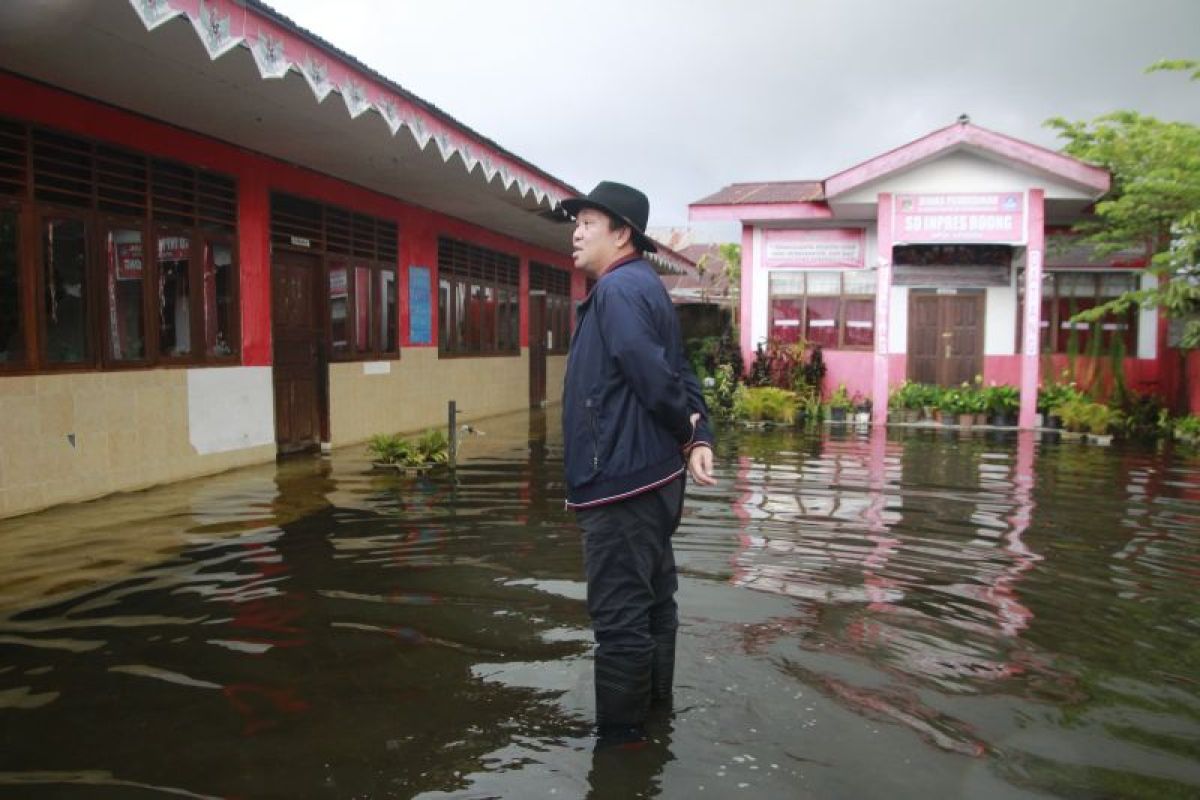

{"left": 126, "top": 0, "right": 567, "bottom": 212}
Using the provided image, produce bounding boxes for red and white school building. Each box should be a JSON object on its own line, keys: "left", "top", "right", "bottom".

{"left": 691, "top": 119, "right": 1191, "bottom": 426}
{"left": 0, "top": 0, "right": 699, "bottom": 519}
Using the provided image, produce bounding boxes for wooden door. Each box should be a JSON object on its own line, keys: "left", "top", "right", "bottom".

{"left": 272, "top": 251, "right": 324, "bottom": 454}
{"left": 528, "top": 292, "right": 547, "bottom": 407}
{"left": 907, "top": 293, "right": 984, "bottom": 386}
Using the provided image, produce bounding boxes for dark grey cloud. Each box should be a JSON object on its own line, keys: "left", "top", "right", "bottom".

{"left": 272, "top": 0, "right": 1200, "bottom": 231}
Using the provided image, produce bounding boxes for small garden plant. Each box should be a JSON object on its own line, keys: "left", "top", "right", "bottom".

{"left": 368, "top": 428, "right": 450, "bottom": 467}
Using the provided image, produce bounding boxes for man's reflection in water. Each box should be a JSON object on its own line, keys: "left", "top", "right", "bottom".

{"left": 586, "top": 712, "right": 675, "bottom": 799}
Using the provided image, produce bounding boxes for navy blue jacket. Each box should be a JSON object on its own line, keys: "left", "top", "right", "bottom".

{"left": 562, "top": 256, "right": 713, "bottom": 509}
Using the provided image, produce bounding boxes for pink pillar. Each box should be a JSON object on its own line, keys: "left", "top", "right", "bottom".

{"left": 1019, "top": 189, "right": 1045, "bottom": 429}
{"left": 739, "top": 223, "right": 755, "bottom": 374}
{"left": 871, "top": 194, "right": 894, "bottom": 425}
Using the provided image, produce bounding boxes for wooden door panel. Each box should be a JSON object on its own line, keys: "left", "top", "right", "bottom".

{"left": 908, "top": 294, "right": 940, "bottom": 384}
{"left": 272, "top": 253, "right": 322, "bottom": 454}
{"left": 528, "top": 293, "right": 547, "bottom": 407}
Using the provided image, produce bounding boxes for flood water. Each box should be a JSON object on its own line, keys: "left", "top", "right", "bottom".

{"left": 1, "top": 408, "right": 1198, "bottom": 799}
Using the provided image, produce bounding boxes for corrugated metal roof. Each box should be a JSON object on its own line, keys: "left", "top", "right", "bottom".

{"left": 692, "top": 180, "right": 824, "bottom": 206}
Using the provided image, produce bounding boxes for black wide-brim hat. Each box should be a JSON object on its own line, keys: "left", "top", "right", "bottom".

{"left": 561, "top": 181, "right": 657, "bottom": 253}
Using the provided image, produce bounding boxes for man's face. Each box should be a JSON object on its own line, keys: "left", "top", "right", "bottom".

{"left": 571, "top": 207, "right": 628, "bottom": 276}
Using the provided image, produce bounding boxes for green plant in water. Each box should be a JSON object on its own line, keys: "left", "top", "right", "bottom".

{"left": 703, "top": 363, "right": 739, "bottom": 420}
{"left": 733, "top": 385, "right": 798, "bottom": 424}
{"left": 983, "top": 383, "right": 1020, "bottom": 416}
{"left": 1054, "top": 398, "right": 1121, "bottom": 435}
{"left": 1174, "top": 415, "right": 1200, "bottom": 445}
{"left": 368, "top": 428, "right": 450, "bottom": 466}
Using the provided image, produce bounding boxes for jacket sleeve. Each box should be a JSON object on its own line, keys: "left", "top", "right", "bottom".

{"left": 680, "top": 364, "right": 715, "bottom": 453}
{"left": 595, "top": 280, "right": 693, "bottom": 445}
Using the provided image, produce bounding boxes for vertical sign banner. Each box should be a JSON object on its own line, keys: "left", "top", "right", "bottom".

{"left": 894, "top": 192, "right": 1026, "bottom": 244}
{"left": 763, "top": 229, "right": 865, "bottom": 269}
{"left": 408, "top": 265, "right": 432, "bottom": 345}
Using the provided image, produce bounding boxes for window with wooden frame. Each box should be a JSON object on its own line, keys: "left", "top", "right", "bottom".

{"left": 767, "top": 270, "right": 876, "bottom": 350}
{"left": 271, "top": 194, "right": 398, "bottom": 361}
{"left": 1020, "top": 270, "right": 1139, "bottom": 355}
{"left": 0, "top": 118, "right": 240, "bottom": 373}
{"left": 530, "top": 261, "right": 571, "bottom": 354}
{"left": 437, "top": 237, "right": 519, "bottom": 356}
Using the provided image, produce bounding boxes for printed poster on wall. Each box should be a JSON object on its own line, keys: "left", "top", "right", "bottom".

{"left": 894, "top": 192, "right": 1026, "bottom": 244}
{"left": 763, "top": 229, "right": 865, "bottom": 269}
{"left": 408, "top": 265, "right": 432, "bottom": 345}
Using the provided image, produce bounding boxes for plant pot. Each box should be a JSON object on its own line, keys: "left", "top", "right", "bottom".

{"left": 1086, "top": 433, "right": 1113, "bottom": 446}
{"left": 853, "top": 411, "right": 871, "bottom": 425}
{"left": 989, "top": 412, "right": 1017, "bottom": 428}
{"left": 974, "top": 413, "right": 988, "bottom": 426}
{"left": 372, "top": 461, "right": 441, "bottom": 475}
{"left": 1045, "top": 415, "right": 1062, "bottom": 430}
{"left": 830, "top": 407, "right": 847, "bottom": 422}
{"left": 957, "top": 413, "right": 974, "bottom": 428}
{"left": 901, "top": 408, "right": 921, "bottom": 424}
{"left": 1060, "top": 430, "right": 1085, "bottom": 442}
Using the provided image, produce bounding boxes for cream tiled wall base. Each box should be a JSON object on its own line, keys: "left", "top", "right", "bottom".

{"left": 0, "top": 368, "right": 275, "bottom": 520}
{"left": 328, "top": 349, "right": 567, "bottom": 445}
{"left": 0, "top": 352, "right": 569, "bottom": 519}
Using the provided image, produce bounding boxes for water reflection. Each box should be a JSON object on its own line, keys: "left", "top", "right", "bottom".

{"left": 0, "top": 410, "right": 1198, "bottom": 798}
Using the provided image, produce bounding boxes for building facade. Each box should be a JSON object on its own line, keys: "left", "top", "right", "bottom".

{"left": 691, "top": 119, "right": 1179, "bottom": 425}
{"left": 0, "top": 0, "right": 590, "bottom": 518}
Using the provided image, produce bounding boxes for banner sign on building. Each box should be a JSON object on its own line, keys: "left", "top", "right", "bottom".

{"left": 408, "top": 265, "right": 432, "bottom": 345}
{"left": 763, "top": 228, "right": 865, "bottom": 269}
{"left": 894, "top": 192, "right": 1025, "bottom": 244}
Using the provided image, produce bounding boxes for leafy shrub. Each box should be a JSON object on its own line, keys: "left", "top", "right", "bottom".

{"left": 1054, "top": 399, "right": 1122, "bottom": 435}
{"left": 703, "top": 363, "right": 739, "bottom": 420}
{"left": 368, "top": 428, "right": 450, "bottom": 466}
{"left": 1174, "top": 415, "right": 1200, "bottom": 445}
{"left": 983, "top": 384, "right": 1020, "bottom": 415}
{"left": 733, "top": 386, "right": 798, "bottom": 424}
{"left": 827, "top": 383, "right": 853, "bottom": 410}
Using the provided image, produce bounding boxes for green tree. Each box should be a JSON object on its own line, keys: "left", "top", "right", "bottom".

{"left": 1045, "top": 61, "right": 1200, "bottom": 347}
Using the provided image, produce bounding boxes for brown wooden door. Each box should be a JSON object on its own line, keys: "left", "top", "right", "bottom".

{"left": 272, "top": 251, "right": 324, "bottom": 454}
{"left": 528, "top": 292, "right": 547, "bottom": 407}
{"left": 907, "top": 292, "right": 984, "bottom": 386}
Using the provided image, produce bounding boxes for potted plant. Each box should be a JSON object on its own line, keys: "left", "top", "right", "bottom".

{"left": 937, "top": 387, "right": 965, "bottom": 426}
{"left": 1082, "top": 403, "right": 1121, "bottom": 445}
{"left": 827, "top": 383, "right": 852, "bottom": 422}
{"left": 985, "top": 384, "right": 1020, "bottom": 427}
{"left": 889, "top": 381, "right": 923, "bottom": 424}
{"left": 852, "top": 391, "right": 871, "bottom": 424}
{"left": 1038, "top": 376, "right": 1083, "bottom": 430}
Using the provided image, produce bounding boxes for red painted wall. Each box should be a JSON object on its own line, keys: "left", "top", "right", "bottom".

{"left": 0, "top": 72, "right": 575, "bottom": 366}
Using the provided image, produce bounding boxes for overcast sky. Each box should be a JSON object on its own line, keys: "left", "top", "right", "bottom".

{"left": 269, "top": 0, "right": 1199, "bottom": 236}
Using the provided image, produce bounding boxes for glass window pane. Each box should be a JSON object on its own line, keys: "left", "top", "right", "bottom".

{"left": 769, "top": 271, "right": 804, "bottom": 295}
{"left": 843, "top": 298, "right": 875, "bottom": 347}
{"left": 330, "top": 264, "right": 349, "bottom": 355}
{"left": 507, "top": 290, "right": 519, "bottom": 351}
{"left": 205, "top": 241, "right": 235, "bottom": 357}
{"left": 0, "top": 211, "right": 23, "bottom": 364}
{"left": 379, "top": 268, "right": 397, "bottom": 353}
{"left": 806, "top": 271, "right": 840, "bottom": 296}
{"left": 438, "top": 277, "right": 450, "bottom": 352}
{"left": 481, "top": 285, "right": 496, "bottom": 351}
{"left": 106, "top": 228, "right": 146, "bottom": 361}
{"left": 454, "top": 281, "right": 467, "bottom": 352}
{"left": 44, "top": 217, "right": 89, "bottom": 364}
{"left": 1100, "top": 272, "right": 1135, "bottom": 297}
{"left": 805, "top": 297, "right": 839, "bottom": 348}
{"left": 354, "top": 265, "right": 371, "bottom": 352}
{"left": 770, "top": 297, "right": 803, "bottom": 345}
{"left": 1058, "top": 272, "right": 1095, "bottom": 298}
{"left": 843, "top": 270, "right": 876, "bottom": 295}
{"left": 157, "top": 235, "right": 191, "bottom": 357}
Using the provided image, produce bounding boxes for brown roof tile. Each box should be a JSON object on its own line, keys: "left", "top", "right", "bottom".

{"left": 692, "top": 181, "right": 824, "bottom": 206}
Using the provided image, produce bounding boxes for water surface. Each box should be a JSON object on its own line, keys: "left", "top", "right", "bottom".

{"left": 1, "top": 410, "right": 1197, "bottom": 798}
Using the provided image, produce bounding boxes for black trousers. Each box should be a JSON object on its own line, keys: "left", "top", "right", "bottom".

{"left": 576, "top": 476, "right": 685, "bottom": 728}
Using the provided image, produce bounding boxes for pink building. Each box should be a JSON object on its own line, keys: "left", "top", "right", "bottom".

{"left": 690, "top": 119, "right": 1175, "bottom": 426}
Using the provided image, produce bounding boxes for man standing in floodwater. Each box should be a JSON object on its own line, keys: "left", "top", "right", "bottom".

{"left": 560, "top": 181, "right": 717, "bottom": 744}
